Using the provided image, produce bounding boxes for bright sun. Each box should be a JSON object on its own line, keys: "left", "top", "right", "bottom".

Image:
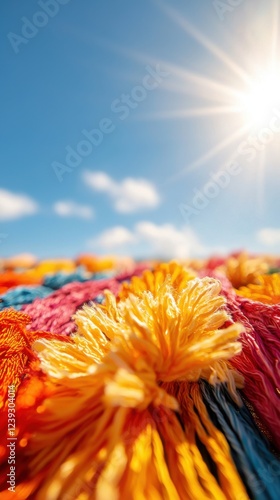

{"left": 239, "top": 69, "right": 280, "bottom": 128}
{"left": 141, "top": 1, "right": 280, "bottom": 184}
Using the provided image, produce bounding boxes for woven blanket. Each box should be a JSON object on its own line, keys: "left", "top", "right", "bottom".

{"left": 0, "top": 252, "right": 280, "bottom": 499}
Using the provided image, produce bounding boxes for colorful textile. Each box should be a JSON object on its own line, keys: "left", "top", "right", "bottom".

{"left": 0, "top": 253, "right": 279, "bottom": 499}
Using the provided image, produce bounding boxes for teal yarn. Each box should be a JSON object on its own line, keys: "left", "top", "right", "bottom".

{"left": 0, "top": 285, "right": 53, "bottom": 311}
{"left": 200, "top": 382, "right": 280, "bottom": 499}
{"left": 43, "top": 271, "right": 112, "bottom": 290}
{"left": 43, "top": 271, "right": 89, "bottom": 289}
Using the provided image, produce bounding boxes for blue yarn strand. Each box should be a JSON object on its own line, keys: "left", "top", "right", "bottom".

{"left": 0, "top": 286, "right": 53, "bottom": 311}
{"left": 200, "top": 382, "right": 280, "bottom": 500}
{"left": 43, "top": 271, "right": 112, "bottom": 290}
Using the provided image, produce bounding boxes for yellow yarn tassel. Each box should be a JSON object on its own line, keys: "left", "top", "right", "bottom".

{"left": 12, "top": 270, "right": 248, "bottom": 499}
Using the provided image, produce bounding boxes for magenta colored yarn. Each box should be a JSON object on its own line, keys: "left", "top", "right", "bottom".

{"left": 198, "top": 269, "right": 233, "bottom": 292}
{"left": 22, "top": 266, "right": 149, "bottom": 336}
{"left": 225, "top": 291, "right": 280, "bottom": 450}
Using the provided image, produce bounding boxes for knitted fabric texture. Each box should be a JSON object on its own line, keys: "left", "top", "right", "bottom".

{"left": 0, "top": 253, "right": 279, "bottom": 499}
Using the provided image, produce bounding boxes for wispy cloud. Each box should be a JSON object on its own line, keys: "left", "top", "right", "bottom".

{"left": 83, "top": 171, "right": 160, "bottom": 213}
{"left": 257, "top": 228, "right": 280, "bottom": 246}
{"left": 135, "top": 221, "right": 205, "bottom": 258}
{"left": 95, "top": 226, "right": 137, "bottom": 248}
{"left": 0, "top": 189, "right": 38, "bottom": 220}
{"left": 89, "top": 222, "right": 207, "bottom": 259}
{"left": 53, "top": 201, "right": 94, "bottom": 219}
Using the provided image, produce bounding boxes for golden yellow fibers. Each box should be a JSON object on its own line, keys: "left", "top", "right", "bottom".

{"left": 237, "top": 273, "right": 280, "bottom": 304}
{"left": 118, "top": 261, "right": 196, "bottom": 300}
{"left": 224, "top": 252, "right": 269, "bottom": 289}
{"left": 13, "top": 273, "right": 247, "bottom": 499}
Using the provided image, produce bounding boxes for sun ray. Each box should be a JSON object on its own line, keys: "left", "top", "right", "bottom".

{"left": 134, "top": 106, "right": 241, "bottom": 122}
{"left": 167, "top": 124, "right": 251, "bottom": 182}
{"left": 157, "top": 1, "right": 252, "bottom": 85}
{"left": 95, "top": 37, "right": 244, "bottom": 105}
{"left": 96, "top": 1, "right": 279, "bottom": 199}
{"left": 162, "top": 68, "right": 244, "bottom": 101}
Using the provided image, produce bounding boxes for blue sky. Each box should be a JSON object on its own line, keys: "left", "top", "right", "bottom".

{"left": 1, "top": 0, "right": 280, "bottom": 259}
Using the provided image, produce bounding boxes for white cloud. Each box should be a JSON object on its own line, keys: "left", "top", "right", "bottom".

{"left": 135, "top": 221, "right": 205, "bottom": 259}
{"left": 89, "top": 222, "right": 206, "bottom": 259}
{"left": 257, "top": 228, "right": 280, "bottom": 246}
{"left": 0, "top": 189, "right": 38, "bottom": 220}
{"left": 83, "top": 171, "right": 160, "bottom": 213}
{"left": 94, "top": 226, "right": 136, "bottom": 248}
{"left": 54, "top": 201, "right": 94, "bottom": 219}
{"left": 84, "top": 171, "right": 115, "bottom": 192}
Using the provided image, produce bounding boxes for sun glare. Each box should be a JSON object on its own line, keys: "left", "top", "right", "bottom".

{"left": 239, "top": 69, "right": 280, "bottom": 128}
{"left": 126, "top": 0, "right": 280, "bottom": 187}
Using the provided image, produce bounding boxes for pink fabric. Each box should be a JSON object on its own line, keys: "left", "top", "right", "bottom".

{"left": 225, "top": 292, "right": 280, "bottom": 449}
{"left": 22, "top": 266, "right": 149, "bottom": 336}
{"left": 198, "top": 269, "right": 233, "bottom": 293}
